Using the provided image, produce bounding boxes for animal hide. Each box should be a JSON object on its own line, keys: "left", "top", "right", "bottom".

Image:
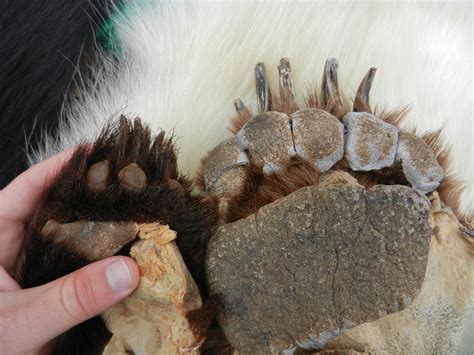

{"left": 3, "top": 1, "right": 473, "bottom": 353}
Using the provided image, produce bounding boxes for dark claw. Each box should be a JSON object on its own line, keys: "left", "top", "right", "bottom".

{"left": 234, "top": 99, "right": 250, "bottom": 116}
{"left": 461, "top": 227, "right": 474, "bottom": 238}
{"left": 255, "top": 62, "right": 271, "bottom": 113}
{"left": 354, "top": 67, "right": 377, "bottom": 112}
{"left": 278, "top": 58, "right": 294, "bottom": 101}
{"left": 322, "top": 58, "right": 341, "bottom": 106}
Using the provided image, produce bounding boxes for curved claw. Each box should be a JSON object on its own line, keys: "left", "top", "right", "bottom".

{"left": 255, "top": 62, "right": 271, "bottom": 113}
{"left": 234, "top": 98, "right": 250, "bottom": 116}
{"left": 354, "top": 67, "right": 377, "bottom": 113}
{"left": 278, "top": 58, "right": 294, "bottom": 101}
{"left": 322, "top": 58, "right": 341, "bottom": 106}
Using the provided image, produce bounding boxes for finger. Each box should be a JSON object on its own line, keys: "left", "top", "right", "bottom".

{"left": 0, "top": 148, "right": 77, "bottom": 272}
{"left": 2, "top": 256, "right": 139, "bottom": 351}
{"left": 0, "top": 222, "right": 24, "bottom": 273}
{"left": 0, "top": 147, "right": 77, "bottom": 223}
{"left": 0, "top": 266, "right": 21, "bottom": 292}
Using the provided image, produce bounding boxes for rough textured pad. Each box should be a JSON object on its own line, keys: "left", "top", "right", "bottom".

{"left": 41, "top": 220, "right": 139, "bottom": 261}
{"left": 206, "top": 184, "right": 431, "bottom": 353}
{"left": 324, "top": 197, "right": 474, "bottom": 354}
{"left": 209, "top": 166, "right": 247, "bottom": 197}
{"left": 343, "top": 112, "right": 398, "bottom": 171}
{"left": 103, "top": 223, "right": 203, "bottom": 354}
{"left": 396, "top": 132, "right": 443, "bottom": 193}
{"left": 236, "top": 111, "right": 294, "bottom": 173}
{"left": 209, "top": 166, "right": 248, "bottom": 217}
{"left": 203, "top": 138, "right": 248, "bottom": 191}
{"left": 291, "top": 108, "right": 344, "bottom": 172}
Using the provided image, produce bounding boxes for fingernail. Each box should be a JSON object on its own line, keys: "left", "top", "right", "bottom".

{"left": 105, "top": 259, "right": 133, "bottom": 292}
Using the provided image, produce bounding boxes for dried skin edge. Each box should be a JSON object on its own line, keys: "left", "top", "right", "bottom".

{"left": 102, "top": 223, "right": 203, "bottom": 354}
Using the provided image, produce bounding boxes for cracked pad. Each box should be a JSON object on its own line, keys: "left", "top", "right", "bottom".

{"left": 343, "top": 112, "right": 398, "bottom": 171}
{"left": 236, "top": 111, "right": 294, "bottom": 173}
{"left": 396, "top": 132, "right": 443, "bottom": 193}
{"left": 206, "top": 184, "right": 432, "bottom": 353}
{"left": 291, "top": 108, "right": 344, "bottom": 172}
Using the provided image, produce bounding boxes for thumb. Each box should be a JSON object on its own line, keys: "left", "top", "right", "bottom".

{"left": 1, "top": 256, "right": 139, "bottom": 352}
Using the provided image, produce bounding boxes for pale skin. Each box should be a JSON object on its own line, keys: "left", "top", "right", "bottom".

{"left": 0, "top": 149, "right": 140, "bottom": 354}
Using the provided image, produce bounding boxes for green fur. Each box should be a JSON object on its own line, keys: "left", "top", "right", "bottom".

{"left": 95, "top": 1, "right": 126, "bottom": 53}
{"left": 96, "top": 0, "right": 158, "bottom": 54}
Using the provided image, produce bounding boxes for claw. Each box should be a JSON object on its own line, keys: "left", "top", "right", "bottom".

{"left": 255, "top": 62, "right": 271, "bottom": 113}
{"left": 322, "top": 58, "right": 341, "bottom": 106}
{"left": 278, "top": 58, "right": 294, "bottom": 101}
{"left": 234, "top": 99, "right": 250, "bottom": 116}
{"left": 460, "top": 227, "right": 474, "bottom": 238}
{"left": 354, "top": 67, "right": 377, "bottom": 112}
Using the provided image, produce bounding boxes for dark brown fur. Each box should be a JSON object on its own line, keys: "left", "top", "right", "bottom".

{"left": 200, "top": 323, "right": 234, "bottom": 355}
{"left": 194, "top": 154, "right": 208, "bottom": 192}
{"left": 20, "top": 68, "right": 468, "bottom": 354}
{"left": 20, "top": 116, "right": 220, "bottom": 354}
{"left": 226, "top": 156, "right": 319, "bottom": 222}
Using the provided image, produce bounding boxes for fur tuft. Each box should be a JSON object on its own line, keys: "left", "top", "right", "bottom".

{"left": 226, "top": 156, "right": 319, "bottom": 223}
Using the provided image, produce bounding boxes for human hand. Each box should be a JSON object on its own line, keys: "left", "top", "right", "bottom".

{"left": 0, "top": 149, "right": 140, "bottom": 354}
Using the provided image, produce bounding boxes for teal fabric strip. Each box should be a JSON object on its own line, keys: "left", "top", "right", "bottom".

{"left": 96, "top": 0, "right": 158, "bottom": 54}
{"left": 95, "top": 1, "right": 127, "bottom": 53}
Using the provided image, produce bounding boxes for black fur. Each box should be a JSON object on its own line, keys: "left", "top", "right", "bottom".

{"left": 0, "top": 0, "right": 110, "bottom": 188}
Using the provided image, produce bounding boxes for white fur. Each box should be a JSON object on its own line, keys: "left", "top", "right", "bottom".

{"left": 32, "top": 1, "right": 473, "bottom": 210}
{"left": 30, "top": 2, "right": 472, "bottom": 350}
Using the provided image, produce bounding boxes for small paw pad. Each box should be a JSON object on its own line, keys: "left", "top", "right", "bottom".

{"left": 86, "top": 160, "right": 110, "bottom": 192}
{"left": 396, "top": 132, "right": 444, "bottom": 193}
{"left": 203, "top": 138, "right": 248, "bottom": 191}
{"left": 236, "top": 111, "right": 294, "bottom": 173}
{"left": 343, "top": 112, "right": 398, "bottom": 171}
{"left": 291, "top": 108, "right": 344, "bottom": 172}
{"left": 118, "top": 163, "right": 147, "bottom": 192}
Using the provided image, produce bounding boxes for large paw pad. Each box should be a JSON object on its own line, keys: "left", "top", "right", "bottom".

{"left": 207, "top": 183, "right": 432, "bottom": 352}
{"left": 198, "top": 58, "right": 465, "bottom": 353}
